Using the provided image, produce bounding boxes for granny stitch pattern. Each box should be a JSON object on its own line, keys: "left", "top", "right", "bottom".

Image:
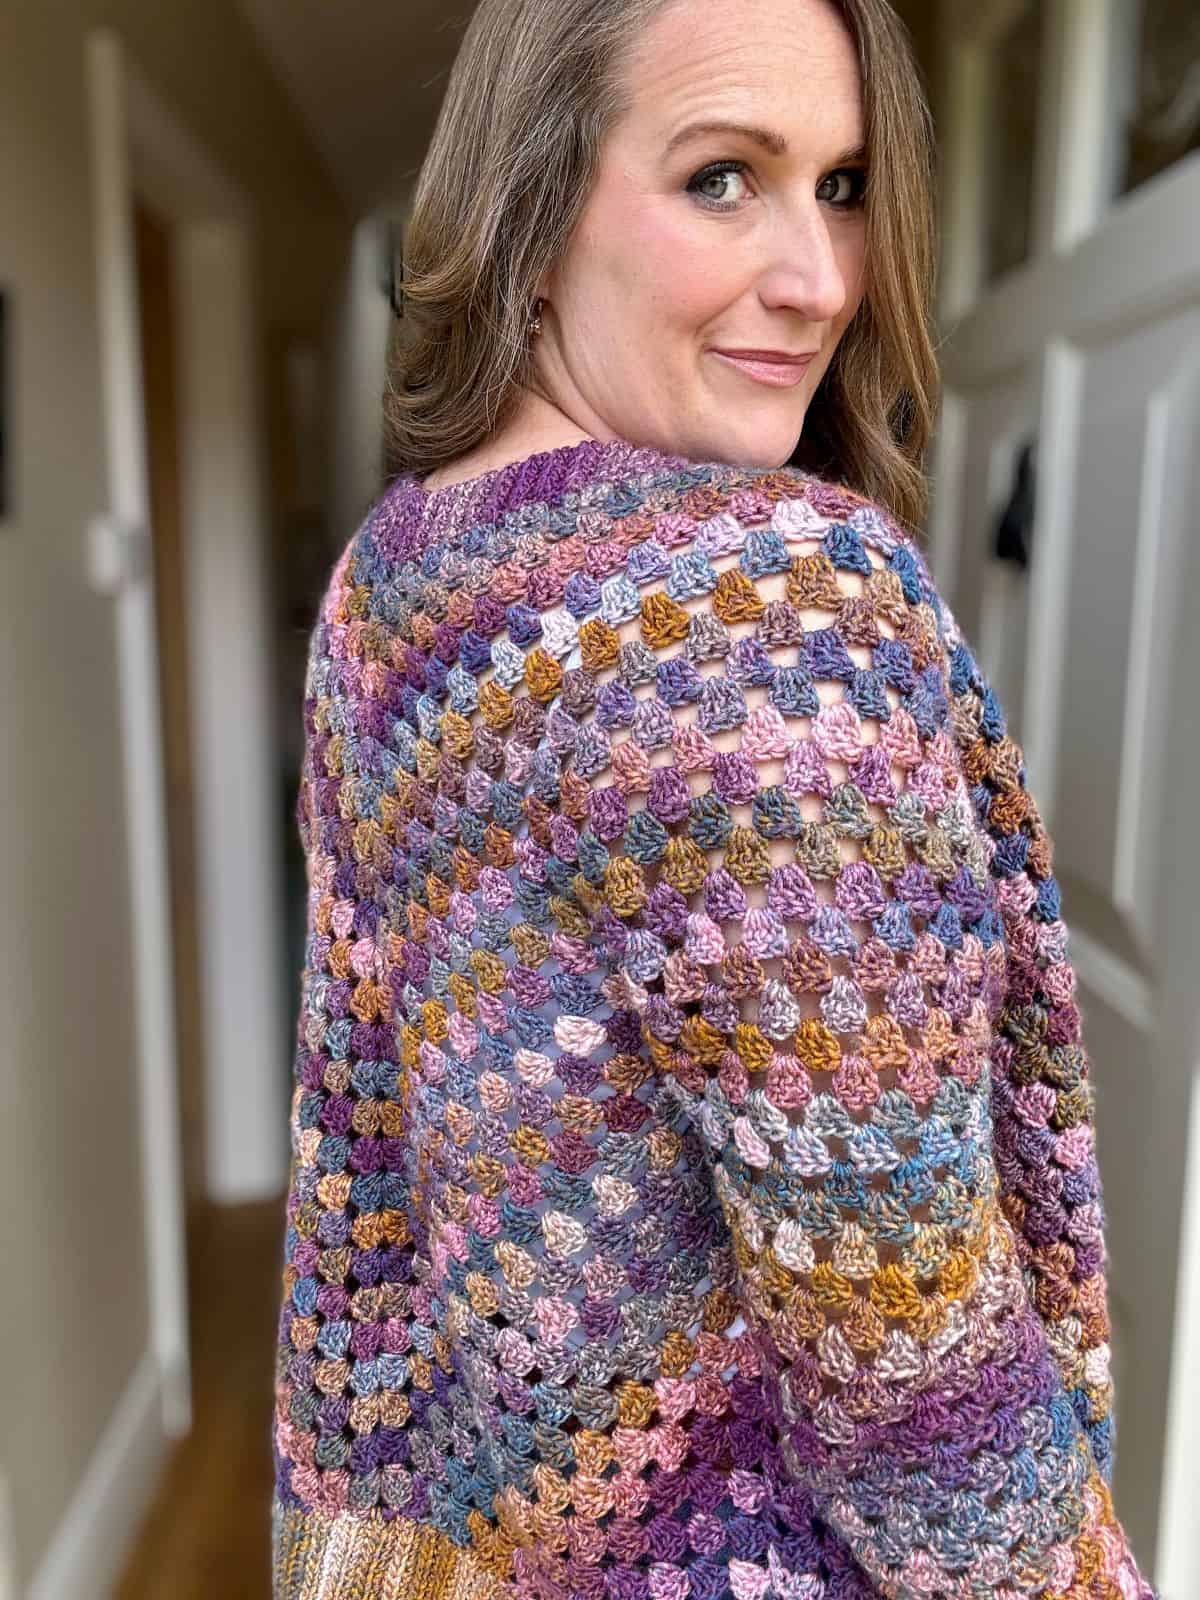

{"left": 272, "top": 440, "right": 1153, "bottom": 1600}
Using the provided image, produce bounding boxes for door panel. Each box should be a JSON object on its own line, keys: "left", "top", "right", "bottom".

{"left": 1058, "top": 308, "right": 1200, "bottom": 966}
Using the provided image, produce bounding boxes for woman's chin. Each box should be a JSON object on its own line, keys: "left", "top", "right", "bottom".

{"left": 687, "top": 424, "right": 804, "bottom": 472}
{"left": 682, "top": 395, "right": 807, "bottom": 470}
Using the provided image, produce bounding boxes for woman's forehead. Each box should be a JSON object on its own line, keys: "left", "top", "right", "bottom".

{"left": 619, "top": 0, "right": 864, "bottom": 150}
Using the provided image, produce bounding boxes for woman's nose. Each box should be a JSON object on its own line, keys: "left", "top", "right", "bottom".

{"left": 757, "top": 207, "right": 849, "bottom": 325}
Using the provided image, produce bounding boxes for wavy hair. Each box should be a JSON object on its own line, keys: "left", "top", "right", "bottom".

{"left": 384, "top": 0, "right": 938, "bottom": 531}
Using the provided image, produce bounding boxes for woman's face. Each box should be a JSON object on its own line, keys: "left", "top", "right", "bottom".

{"left": 534, "top": 0, "right": 869, "bottom": 469}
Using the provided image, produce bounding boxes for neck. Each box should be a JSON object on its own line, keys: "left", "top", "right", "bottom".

{"left": 422, "top": 391, "right": 604, "bottom": 493}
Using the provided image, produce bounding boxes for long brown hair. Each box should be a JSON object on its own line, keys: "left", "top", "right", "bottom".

{"left": 385, "top": 0, "right": 938, "bottom": 531}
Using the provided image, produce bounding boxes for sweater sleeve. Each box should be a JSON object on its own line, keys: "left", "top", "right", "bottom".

{"left": 271, "top": 542, "right": 448, "bottom": 1592}
{"left": 611, "top": 507, "right": 1153, "bottom": 1598}
{"left": 940, "top": 600, "right": 1121, "bottom": 1486}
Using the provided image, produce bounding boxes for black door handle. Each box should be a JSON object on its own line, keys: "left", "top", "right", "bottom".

{"left": 993, "top": 439, "right": 1036, "bottom": 570}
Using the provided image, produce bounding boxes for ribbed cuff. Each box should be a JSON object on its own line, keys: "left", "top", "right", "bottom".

{"left": 272, "top": 1500, "right": 512, "bottom": 1599}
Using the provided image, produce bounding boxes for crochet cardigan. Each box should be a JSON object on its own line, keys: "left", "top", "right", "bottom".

{"left": 271, "top": 438, "right": 1153, "bottom": 1600}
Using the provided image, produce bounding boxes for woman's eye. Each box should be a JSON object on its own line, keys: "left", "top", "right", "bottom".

{"left": 687, "top": 162, "right": 750, "bottom": 209}
{"left": 816, "top": 168, "right": 867, "bottom": 207}
{"left": 686, "top": 162, "right": 865, "bottom": 211}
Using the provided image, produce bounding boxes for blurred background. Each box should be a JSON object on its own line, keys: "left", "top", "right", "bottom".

{"left": 1, "top": 0, "right": 1198, "bottom": 1595}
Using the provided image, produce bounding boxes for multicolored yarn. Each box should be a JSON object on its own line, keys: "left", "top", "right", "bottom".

{"left": 272, "top": 439, "right": 1153, "bottom": 1600}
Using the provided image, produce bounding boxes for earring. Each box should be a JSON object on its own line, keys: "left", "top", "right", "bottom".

{"left": 529, "top": 297, "right": 544, "bottom": 338}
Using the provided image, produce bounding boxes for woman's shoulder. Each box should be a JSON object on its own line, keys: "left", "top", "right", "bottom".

{"left": 690, "top": 463, "right": 989, "bottom": 704}
{"left": 314, "top": 449, "right": 960, "bottom": 663}
{"left": 673, "top": 460, "right": 945, "bottom": 612}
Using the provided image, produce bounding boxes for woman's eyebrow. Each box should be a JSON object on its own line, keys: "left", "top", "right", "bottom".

{"left": 665, "top": 120, "right": 789, "bottom": 157}
{"left": 664, "top": 121, "right": 868, "bottom": 168}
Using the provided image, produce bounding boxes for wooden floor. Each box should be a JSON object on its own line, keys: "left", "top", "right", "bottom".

{"left": 117, "top": 1198, "right": 284, "bottom": 1599}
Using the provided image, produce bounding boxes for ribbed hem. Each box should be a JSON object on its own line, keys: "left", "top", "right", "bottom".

{"left": 272, "top": 1500, "right": 512, "bottom": 1600}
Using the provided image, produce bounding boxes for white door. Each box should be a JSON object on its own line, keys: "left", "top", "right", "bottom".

{"left": 930, "top": 1, "right": 1200, "bottom": 1589}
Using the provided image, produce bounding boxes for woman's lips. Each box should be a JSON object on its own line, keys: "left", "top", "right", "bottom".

{"left": 710, "top": 349, "right": 818, "bottom": 388}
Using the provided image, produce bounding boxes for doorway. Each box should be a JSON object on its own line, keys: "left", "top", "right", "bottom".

{"left": 68, "top": 31, "right": 292, "bottom": 1590}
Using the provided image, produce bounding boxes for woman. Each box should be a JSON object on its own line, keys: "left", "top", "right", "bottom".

{"left": 272, "top": 0, "right": 1155, "bottom": 1595}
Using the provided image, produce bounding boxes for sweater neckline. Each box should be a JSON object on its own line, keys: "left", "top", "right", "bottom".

{"left": 406, "top": 436, "right": 693, "bottom": 525}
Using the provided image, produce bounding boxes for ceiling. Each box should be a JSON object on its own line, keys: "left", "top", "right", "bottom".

{"left": 238, "top": 0, "right": 476, "bottom": 215}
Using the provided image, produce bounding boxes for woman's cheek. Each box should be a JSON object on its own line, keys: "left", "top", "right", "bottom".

{"left": 652, "top": 239, "right": 736, "bottom": 332}
{"left": 622, "top": 203, "right": 710, "bottom": 309}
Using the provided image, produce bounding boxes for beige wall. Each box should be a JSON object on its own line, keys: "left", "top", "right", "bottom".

{"left": 0, "top": 0, "right": 346, "bottom": 1587}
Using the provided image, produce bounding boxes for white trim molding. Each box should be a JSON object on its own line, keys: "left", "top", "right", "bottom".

{"left": 29, "top": 1352, "right": 167, "bottom": 1600}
